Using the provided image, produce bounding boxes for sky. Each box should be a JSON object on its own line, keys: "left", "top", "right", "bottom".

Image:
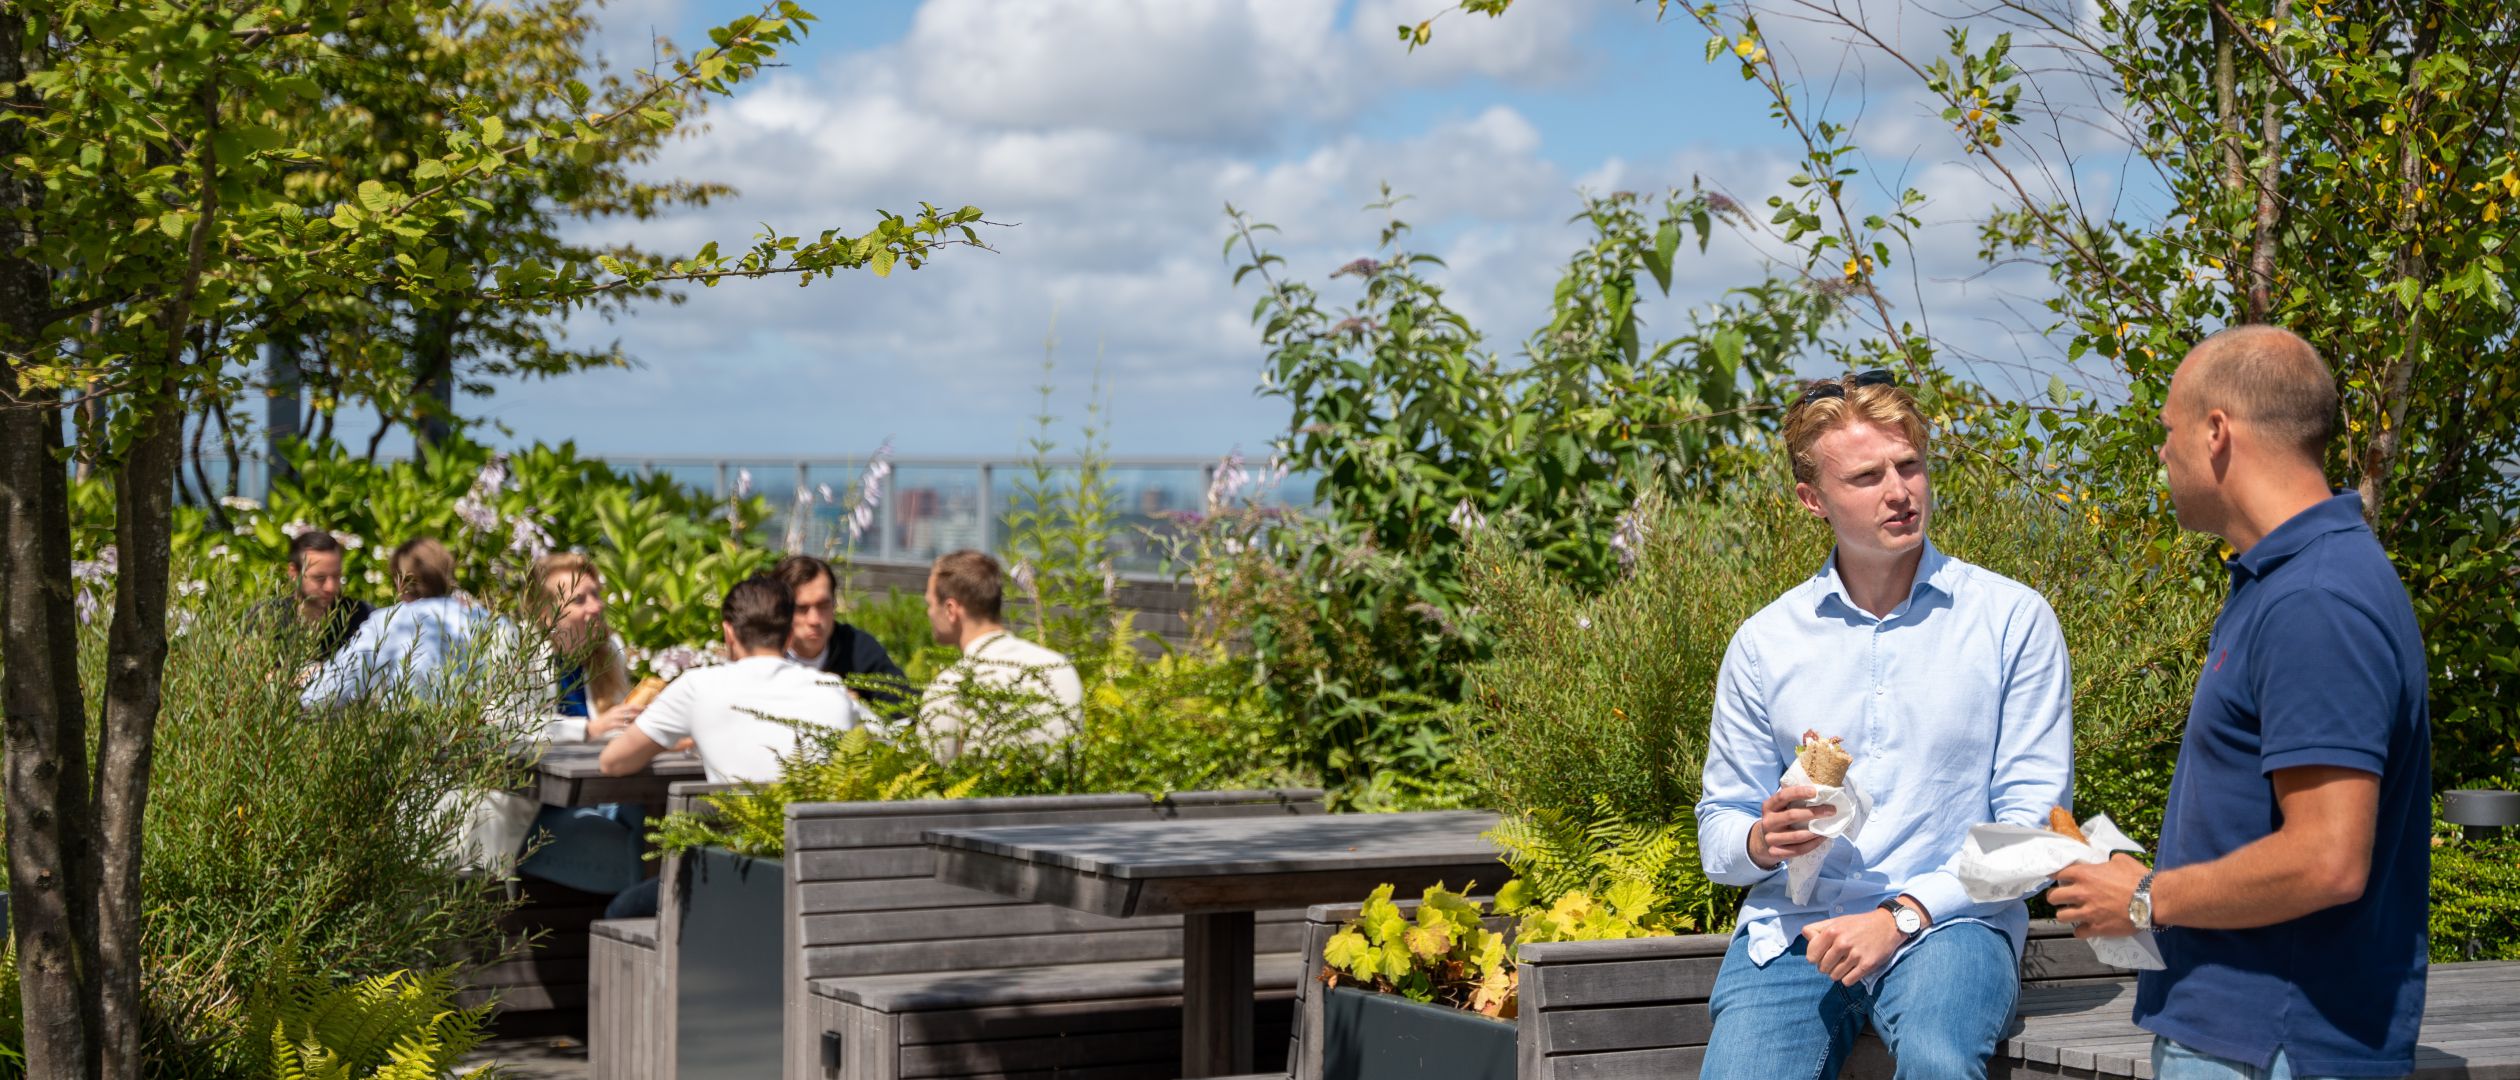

{"left": 443, "top": 0, "right": 2135, "bottom": 462}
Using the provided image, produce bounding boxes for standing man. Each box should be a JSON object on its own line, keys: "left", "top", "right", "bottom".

{"left": 917, "top": 550, "right": 1083, "bottom": 760}
{"left": 2052, "top": 326, "right": 2430, "bottom": 1079}
{"left": 1695, "top": 371, "right": 2074, "bottom": 1080}
{"left": 773, "top": 554, "right": 911, "bottom": 712}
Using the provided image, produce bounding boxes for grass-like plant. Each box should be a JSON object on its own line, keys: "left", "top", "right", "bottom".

{"left": 24, "top": 555, "right": 545, "bottom": 1075}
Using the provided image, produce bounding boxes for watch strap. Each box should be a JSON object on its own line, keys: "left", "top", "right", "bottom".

{"left": 2132, "top": 868, "right": 2161, "bottom": 931}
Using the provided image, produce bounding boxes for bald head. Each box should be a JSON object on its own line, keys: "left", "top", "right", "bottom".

{"left": 2174, "top": 325, "right": 2338, "bottom": 462}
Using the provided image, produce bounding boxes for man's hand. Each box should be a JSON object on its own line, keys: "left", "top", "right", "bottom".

{"left": 2049, "top": 853, "right": 2148, "bottom": 938}
{"left": 1748, "top": 785, "right": 1837, "bottom": 870}
{"left": 587, "top": 702, "right": 644, "bottom": 741}
{"left": 1802, "top": 909, "right": 1905, "bottom": 986}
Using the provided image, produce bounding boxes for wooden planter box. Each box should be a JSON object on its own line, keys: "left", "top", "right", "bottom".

{"left": 1319, "top": 985, "right": 1514, "bottom": 1080}
{"left": 675, "top": 846, "right": 786, "bottom": 1080}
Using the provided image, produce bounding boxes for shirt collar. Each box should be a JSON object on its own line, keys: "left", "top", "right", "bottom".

{"left": 1814, "top": 538, "right": 1952, "bottom": 620}
{"left": 2230, "top": 491, "right": 2366, "bottom": 581}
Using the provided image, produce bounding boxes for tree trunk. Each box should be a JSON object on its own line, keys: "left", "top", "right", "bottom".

{"left": 0, "top": 10, "right": 102, "bottom": 1078}
{"left": 2245, "top": 0, "right": 2291, "bottom": 322}
{"left": 94, "top": 394, "right": 181, "bottom": 1080}
{"left": 414, "top": 305, "right": 457, "bottom": 449}
{"left": 2356, "top": 3, "right": 2442, "bottom": 530}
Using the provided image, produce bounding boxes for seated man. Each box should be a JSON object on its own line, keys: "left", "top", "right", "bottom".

{"left": 599, "top": 574, "right": 858, "bottom": 784}
{"left": 1693, "top": 372, "right": 2073, "bottom": 1080}
{"left": 301, "top": 536, "right": 485, "bottom": 708}
{"left": 916, "top": 550, "right": 1083, "bottom": 761}
{"left": 774, "top": 554, "right": 911, "bottom": 713}
{"left": 270, "top": 529, "right": 373, "bottom": 662}
{"left": 598, "top": 574, "right": 857, "bottom": 918}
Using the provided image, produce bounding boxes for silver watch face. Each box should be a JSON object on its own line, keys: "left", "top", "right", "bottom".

{"left": 1894, "top": 906, "right": 1922, "bottom": 935}
{"left": 2129, "top": 891, "right": 2153, "bottom": 931}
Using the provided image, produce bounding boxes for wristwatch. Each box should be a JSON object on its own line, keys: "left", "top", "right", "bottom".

{"left": 2130, "top": 868, "right": 2163, "bottom": 931}
{"left": 1878, "top": 898, "right": 1924, "bottom": 939}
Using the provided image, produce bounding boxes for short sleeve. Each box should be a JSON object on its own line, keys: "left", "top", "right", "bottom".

{"left": 2253, "top": 589, "right": 2396, "bottom": 777}
{"left": 634, "top": 675, "right": 700, "bottom": 749}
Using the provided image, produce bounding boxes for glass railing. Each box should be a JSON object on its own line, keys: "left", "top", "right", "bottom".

{"left": 623, "top": 455, "right": 1315, "bottom": 576}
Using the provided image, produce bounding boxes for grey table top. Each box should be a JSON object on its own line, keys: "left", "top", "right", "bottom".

{"left": 924, "top": 809, "right": 1502, "bottom": 879}
{"left": 521, "top": 740, "right": 704, "bottom": 781}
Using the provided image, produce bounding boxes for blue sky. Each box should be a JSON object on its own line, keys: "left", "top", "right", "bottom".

{"left": 449, "top": 0, "right": 2109, "bottom": 461}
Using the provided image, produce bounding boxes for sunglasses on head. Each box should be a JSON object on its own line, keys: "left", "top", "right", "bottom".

{"left": 1794, "top": 369, "right": 1897, "bottom": 408}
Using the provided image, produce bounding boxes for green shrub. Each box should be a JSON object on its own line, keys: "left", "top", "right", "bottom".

{"left": 1321, "top": 884, "right": 1515, "bottom": 1018}
{"left": 94, "top": 435, "right": 776, "bottom": 658}
{"left": 1454, "top": 457, "right": 2219, "bottom": 931}
{"left": 15, "top": 555, "right": 536, "bottom": 1076}
{"left": 2431, "top": 828, "right": 2520, "bottom": 963}
{"left": 650, "top": 726, "right": 976, "bottom": 859}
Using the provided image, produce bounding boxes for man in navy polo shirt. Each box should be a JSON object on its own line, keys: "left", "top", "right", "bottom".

{"left": 2052, "top": 325, "right": 2430, "bottom": 1079}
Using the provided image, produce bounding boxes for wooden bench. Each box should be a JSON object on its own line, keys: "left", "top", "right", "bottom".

{"left": 1287, "top": 909, "right": 2121, "bottom": 1080}
{"left": 589, "top": 780, "right": 731, "bottom": 1080}
{"left": 590, "top": 788, "right": 1323, "bottom": 1080}
{"left": 789, "top": 790, "right": 1322, "bottom": 1080}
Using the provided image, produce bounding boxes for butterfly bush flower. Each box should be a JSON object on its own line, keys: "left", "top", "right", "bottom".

{"left": 1610, "top": 497, "right": 1649, "bottom": 575}
{"left": 1448, "top": 499, "right": 1487, "bottom": 533}
{"left": 1206, "top": 450, "right": 1250, "bottom": 514}
{"left": 507, "top": 515, "right": 554, "bottom": 560}
{"left": 219, "top": 496, "right": 262, "bottom": 512}
{"left": 453, "top": 454, "right": 509, "bottom": 534}
{"left": 846, "top": 440, "right": 894, "bottom": 545}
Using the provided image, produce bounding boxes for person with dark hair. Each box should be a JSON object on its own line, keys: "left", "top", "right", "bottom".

{"left": 917, "top": 550, "right": 1082, "bottom": 761}
{"left": 773, "top": 554, "right": 910, "bottom": 710}
{"left": 263, "top": 529, "right": 373, "bottom": 662}
{"left": 598, "top": 574, "right": 856, "bottom": 784}
{"left": 302, "top": 536, "right": 492, "bottom": 708}
{"left": 597, "top": 574, "right": 857, "bottom": 920}
{"left": 2052, "top": 326, "right": 2429, "bottom": 1079}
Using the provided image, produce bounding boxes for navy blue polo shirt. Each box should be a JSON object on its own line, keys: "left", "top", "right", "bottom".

{"left": 2133, "top": 493, "right": 2431, "bottom": 1076}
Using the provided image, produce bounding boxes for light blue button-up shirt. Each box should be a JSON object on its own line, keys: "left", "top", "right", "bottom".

{"left": 301, "top": 596, "right": 497, "bottom": 709}
{"left": 1697, "top": 539, "right": 2073, "bottom": 973}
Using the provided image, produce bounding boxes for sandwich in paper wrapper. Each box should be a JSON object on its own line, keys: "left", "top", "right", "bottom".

{"left": 1781, "top": 731, "right": 1870, "bottom": 905}
{"left": 1956, "top": 809, "right": 2165, "bottom": 970}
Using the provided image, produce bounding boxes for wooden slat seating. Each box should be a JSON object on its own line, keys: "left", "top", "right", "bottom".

{"left": 790, "top": 789, "right": 1324, "bottom": 1080}
{"left": 1287, "top": 907, "right": 2129, "bottom": 1080}
{"left": 589, "top": 780, "right": 732, "bottom": 1080}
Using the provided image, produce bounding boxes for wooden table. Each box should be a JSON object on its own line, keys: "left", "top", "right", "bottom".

{"left": 1997, "top": 963, "right": 2520, "bottom": 1078}
{"left": 516, "top": 740, "right": 704, "bottom": 809}
{"left": 926, "top": 809, "right": 1504, "bottom": 1077}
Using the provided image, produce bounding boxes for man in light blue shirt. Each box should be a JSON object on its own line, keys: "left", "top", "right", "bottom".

{"left": 302, "top": 536, "right": 497, "bottom": 709}
{"left": 1695, "top": 371, "right": 2074, "bottom": 1080}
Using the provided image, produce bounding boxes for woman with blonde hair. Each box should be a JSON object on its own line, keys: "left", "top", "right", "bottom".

{"left": 525, "top": 552, "right": 642, "bottom": 741}
{"left": 516, "top": 552, "right": 651, "bottom": 897}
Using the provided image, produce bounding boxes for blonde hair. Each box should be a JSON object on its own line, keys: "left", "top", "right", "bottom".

{"left": 528, "top": 552, "right": 630, "bottom": 714}
{"left": 390, "top": 537, "right": 457, "bottom": 600}
{"left": 1781, "top": 378, "right": 1932, "bottom": 486}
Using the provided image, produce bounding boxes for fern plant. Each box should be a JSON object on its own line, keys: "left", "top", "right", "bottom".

{"left": 236, "top": 967, "right": 492, "bottom": 1080}
{"left": 649, "top": 724, "right": 977, "bottom": 859}
{"left": 1486, "top": 796, "right": 1737, "bottom": 941}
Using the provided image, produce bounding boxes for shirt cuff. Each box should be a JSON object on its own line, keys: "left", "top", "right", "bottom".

{"left": 1700, "top": 812, "right": 1780, "bottom": 887}
{"left": 2261, "top": 745, "right": 2384, "bottom": 777}
{"left": 1900, "top": 871, "right": 1974, "bottom": 927}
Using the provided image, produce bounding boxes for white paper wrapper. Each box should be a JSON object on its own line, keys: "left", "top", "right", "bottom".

{"left": 1779, "top": 758, "right": 1870, "bottom": 905}
{"left": 1957, "top": 812, "right": 2165, "bottom": 970}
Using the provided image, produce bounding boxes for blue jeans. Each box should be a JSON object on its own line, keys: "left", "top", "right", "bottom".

{"left": 2153, "top": 1039, "right": 2384, "bottom": 1080}
{"left": 1700, "top": 921, "right": 2019, "bottom": 1080}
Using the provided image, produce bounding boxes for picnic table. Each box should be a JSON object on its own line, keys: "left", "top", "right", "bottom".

{"left": 925, "top": 808, "right": 1505, "bottom": 1078}
{"left": 513, "top": 739, "right": 704, "bottom": 809}
{"left": 1999, "top": 963, "right": 2520, "bottom": 1078}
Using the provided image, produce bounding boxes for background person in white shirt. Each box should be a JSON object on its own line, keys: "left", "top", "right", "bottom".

{"left": 600, "top": 574, "right": 856, "bottom": 785}
{"left": 916, "top": 550, "right": 1083, "bottom": 761}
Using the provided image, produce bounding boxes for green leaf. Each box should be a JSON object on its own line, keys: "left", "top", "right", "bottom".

{"left": 357, "top": 180, "right": 391, "bottom": 214}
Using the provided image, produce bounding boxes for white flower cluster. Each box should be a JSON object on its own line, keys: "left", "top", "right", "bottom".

{"left": 847, "top": 440, "right": 894, "bottom": 545}
{"left": 624, "top": 641, "right": 726, "bottom": 682}
{"left": 452, "top": 454, "right": 551, "bottom": 560}
{"left": 1609, "top": 496, "right": 1649, "bottom": 576}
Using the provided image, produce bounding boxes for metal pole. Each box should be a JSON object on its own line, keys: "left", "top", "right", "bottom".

{"left": 977, "top": 463, "right": 994, "bottom": 555}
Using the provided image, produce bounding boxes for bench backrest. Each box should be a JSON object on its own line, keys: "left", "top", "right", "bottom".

{"left": 1293, "top": 905, "right": 2114, "bottom": 1080}
{"left": 779, "top": 789, "right": 1323, "bottom": 1080}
